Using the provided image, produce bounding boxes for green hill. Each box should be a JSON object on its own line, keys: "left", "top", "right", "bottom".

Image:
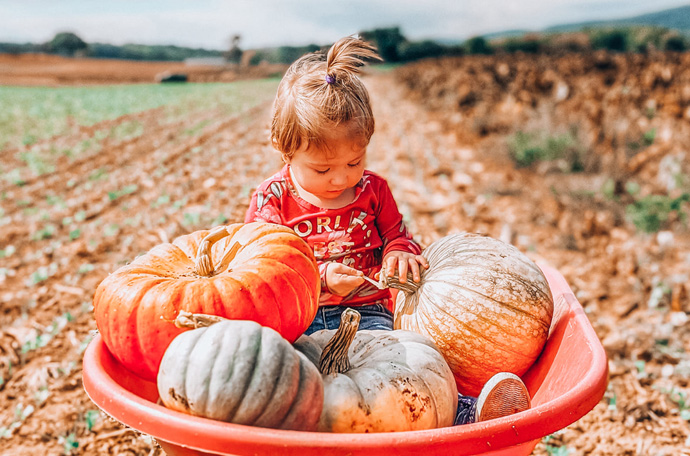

{"left": 545, "top": 4, "right": 690, "bottom": 33}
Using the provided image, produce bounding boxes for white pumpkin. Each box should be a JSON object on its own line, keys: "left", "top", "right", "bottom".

{"left": 294, "top": 308, "right": 458, "bottom": 433}
{"left": 388, "top": 233, "right": 554, "bottom": 396}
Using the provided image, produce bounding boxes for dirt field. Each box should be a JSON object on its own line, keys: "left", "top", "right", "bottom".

{"left": 1, "top": 53, "right": 689, "bottom": 455}
{"left": 0, "top": 53, "right": 285, "bottom": 86}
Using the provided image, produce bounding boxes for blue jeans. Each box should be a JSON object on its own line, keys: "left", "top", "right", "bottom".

{"left": 304, "top": 304, "right": 394, "bottom": 335}
{"left": 303, "top": 304, "right": 478, "bottom": 425}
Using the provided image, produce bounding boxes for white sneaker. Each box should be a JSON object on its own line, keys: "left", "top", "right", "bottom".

{"left": 475, "top": 372, "right": 531, "bottom": 422}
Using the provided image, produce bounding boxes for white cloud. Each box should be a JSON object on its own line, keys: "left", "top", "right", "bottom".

{"left": 0, "top": 0, "right": 688, "bottom": 49}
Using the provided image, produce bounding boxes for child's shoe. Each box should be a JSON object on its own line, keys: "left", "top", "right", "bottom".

{"left": 475, "top": 372, "right": 531, "bottom": 422}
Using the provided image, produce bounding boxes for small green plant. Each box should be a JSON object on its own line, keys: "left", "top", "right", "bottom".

{"left": 32, "top": 223, "right": 57, "bottom": 240}
{"left": 510, "top": 131, "right": 543, "bottom": 167}
{"left": 626, "top": 193, "right": 690, "bottom": 233}
{"left": 0, "top": 360, "right": 9, "bottom": 386}
{"left": 184, "top": 119, "right": 212, "bottom": 136}
{"left": 151, "top": 194, "right": 171, "bottom": 208}
{"left": 107, "top": 184, "right": 138, "bottom": 202}
{"left": 74, "top": 210, "right": 87, "bottom": 222}
{"left": 78, "top": 334, "right": 94, "bottom": 354}
{"left": 60, "top": 432, "right": 79, "bottom": 454}
{"left": 22, "top": 134, "right": 37, "bottom": 146}
{"left": 34, "top": 386, "right": 50, "bottom": 406}
{"left": 0, "top": 245, "right": 16, "bottom": 258}
{"left": 88, "top": 168, "right": 108, "bottom": 181}
{"left": 19, "top": 151, "right": 55, "bottom": 176}
{"left": 212, "top": 214, "right": 229, "bottom": 226}
{"left": 46, "top": 194, "right": 66, "bottom": 208}
{"left": 508, "top": 131, "right": 583, "bottom": 171}
{"left": 655, "top": 386, "right": 690, "bottom": 421}
{"left": 608, "top": 392, "right": 617, "bottom": 412}
{"left": 3, "top": 169, "right": 26, "bottom": 186}
{"left": 109, "top": 119, "right": 144, "bottom": 141}
{"left": 172, "top": 197, "right": 188, "bottom": 210}
{"left": 69, "top": 228, "right": 81, "bottom": 240}
{"left": 78, "top": 263, "right": 95, "bottom": 274}
{"left": 103, "top": 224, "right": 120, "bottom": 237}
{"left": 57, "top": 361, "right": 76, "bottom": 377}
{"left": 124, "top": 214, "right": 142, "bottom": 227}
{"left": 27, "top": 265, "right": 54, "bottom": 286}
{"left": 83, "top": 410, "right": 100, "bottom": 431}
{"left": 648, "top": 282, "right": 672, "bottom": 309}
{"left": 642, "top": 128, "right": 656, "bottom": 146}
{"left": 0, "top": 403, "right": 35, "bottom": 438}
{"left": 20, "top": 312, "right": 73, "bottom": 357}
{"left": 542, "top": 433, "right": 571, "bottom": 455}
{"left": 182, "top": 211, "right": 201, "bottom": 227}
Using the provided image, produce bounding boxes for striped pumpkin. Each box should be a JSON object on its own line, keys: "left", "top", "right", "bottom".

{"left": 157, "top": 316, "right": 323, "bottom": 431}
{"left": 389, "top": 233, "right": 553, "bottom": 396}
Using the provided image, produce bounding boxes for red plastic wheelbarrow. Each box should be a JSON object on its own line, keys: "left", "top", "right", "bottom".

{"left": 82, "top": 264, "right": 608, "bottom": 456}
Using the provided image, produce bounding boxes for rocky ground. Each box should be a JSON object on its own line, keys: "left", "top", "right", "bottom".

{"left": 1, "top": 52, "right": 689, "bottom": 455}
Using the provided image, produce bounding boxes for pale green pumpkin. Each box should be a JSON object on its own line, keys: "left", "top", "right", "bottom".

{"left": 157, "top": 313, "right": 323, "bottom": 431}
{"left": 294, "top": 308, "right": 458, "bottom": 433}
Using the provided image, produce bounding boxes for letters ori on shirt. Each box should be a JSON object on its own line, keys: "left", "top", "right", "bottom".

{"left": 292, "top": 211, "right": 369, "bottom": 237}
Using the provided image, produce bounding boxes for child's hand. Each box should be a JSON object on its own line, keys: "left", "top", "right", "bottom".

{"left": 325, "top": 263, "right": 366, "bottom": 297}
{"left": 382, "top": 251, "right": 429, "bottom": 283}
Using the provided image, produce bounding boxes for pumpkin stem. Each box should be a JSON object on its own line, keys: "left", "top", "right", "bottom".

{"left": 379, "top": 265, "right": 421, "bottom": 294}
{"left": 194, "top": 226, "right": 242, "bottom": 277}
{"left": 319, "top": 308, "right": 361, "bottom": 375}
{"left": 172, "top": 310, "right": 227, "bottom": 329}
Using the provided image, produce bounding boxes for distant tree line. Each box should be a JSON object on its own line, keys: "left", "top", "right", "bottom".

{"left": 0, "top": 26, "right": 687, "bottom": 64}
{"left": 0, "top": 31, "right": 224, "bottom": 61}
{"left": 247, "top": 26, "right": 689, "bottom": 66}
{"left": 452, "top": 26, "right": 689, "bottom": 56}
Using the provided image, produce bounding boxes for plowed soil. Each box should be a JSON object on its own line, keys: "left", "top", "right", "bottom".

{"left": 1, "top": 52, "right": 689, "bottom": 455}
{"left": 0, "top": 53, "right": 285, "bottom": 86}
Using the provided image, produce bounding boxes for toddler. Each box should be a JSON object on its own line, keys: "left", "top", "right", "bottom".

{"left": 244, "top": 35, "right": 530, "bottom": 425}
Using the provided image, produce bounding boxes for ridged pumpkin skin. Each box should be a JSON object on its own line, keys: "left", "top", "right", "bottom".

{"left": 157, "top": 319, "right": 324, "bottom": 430}
{"left": 294, "top": 327, "right": 458, "bottom": 432}
{"left": 392, "top": 233, "right": 553, "bottom": 397}
{"left": 93, "top": 222, "right": 320, "bottom": 380}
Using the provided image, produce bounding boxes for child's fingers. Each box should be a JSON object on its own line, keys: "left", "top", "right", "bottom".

{"left": 384, "top": 256, "right": 398, "bottom": 277}
{"left": 397, "top": 260, "right": 410, "bottom": 283}
{"left": 330, "top": 263, "right": 359, "bottom": 277}
{"left": 408, "top": 258, "right": 422, "bottom": 282}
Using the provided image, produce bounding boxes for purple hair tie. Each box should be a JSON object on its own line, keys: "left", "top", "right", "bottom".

{"left": 325, "top": 74, "right": 336, "bottom": 84}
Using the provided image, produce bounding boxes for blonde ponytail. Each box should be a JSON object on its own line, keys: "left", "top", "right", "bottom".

{"left": 325, "top": 36, "right": 381, "bottom": 85}
{"left": 271, "top": 36, "right": 381, "bottom": 158}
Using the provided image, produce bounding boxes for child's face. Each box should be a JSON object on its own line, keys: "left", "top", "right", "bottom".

{"left": 287, "top": 123, "right": 366, "bottom": 206}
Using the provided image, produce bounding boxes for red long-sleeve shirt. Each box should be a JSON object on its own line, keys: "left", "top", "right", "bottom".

{"left": 244, "top": 165, "right": 420, "bottom": 308}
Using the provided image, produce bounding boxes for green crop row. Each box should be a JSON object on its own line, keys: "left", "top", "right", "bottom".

{"left": 0, "top": 78, "right": 280, "bottom": 152}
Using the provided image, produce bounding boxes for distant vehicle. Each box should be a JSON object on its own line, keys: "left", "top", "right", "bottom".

{"left": 155, "top": 71, "right": 188, "bottom": 83}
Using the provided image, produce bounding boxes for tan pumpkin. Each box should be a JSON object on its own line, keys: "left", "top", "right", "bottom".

{"left": 157, "top": 312, "right": 324, "bottom": 431}
{"left": 294, "top": 308, "right": 458, "bottom": 433}
{"left": 387, "top": 233, "right": 553, "bottom": 397}
{"left": 93, "top": 222, "right": 320, "bottom": 380}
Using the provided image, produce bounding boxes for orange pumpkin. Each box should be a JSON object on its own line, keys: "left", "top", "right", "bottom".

{"left": 388, "top": 233, "right": 553, "bottom": 397}
{"left": 93, "top": 222, "right": 320, "bottom": 380}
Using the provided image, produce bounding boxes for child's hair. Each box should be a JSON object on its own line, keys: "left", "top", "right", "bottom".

{"left": 271, "top": 36, "right": 382, "bottom": 159}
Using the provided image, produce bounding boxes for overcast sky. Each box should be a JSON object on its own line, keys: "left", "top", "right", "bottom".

{"left": 1, "top": 0, "right": 688, "bottom": 50}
